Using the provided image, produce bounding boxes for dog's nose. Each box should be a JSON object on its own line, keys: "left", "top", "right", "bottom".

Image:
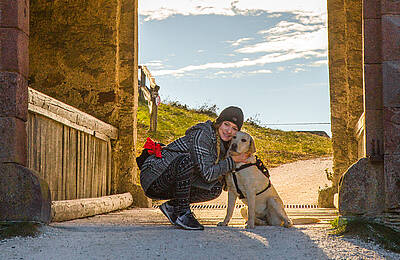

{"left": 231, "top": 143, "right": 237, "bottom": 151}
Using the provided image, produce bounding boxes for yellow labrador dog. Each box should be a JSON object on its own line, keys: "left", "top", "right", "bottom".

{"left": 218, "top": 131, "right": 292, "bottom": 229}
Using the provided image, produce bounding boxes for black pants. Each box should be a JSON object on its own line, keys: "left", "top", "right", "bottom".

{"left": 146, "top": 154, "right": 222, "bottom": 215}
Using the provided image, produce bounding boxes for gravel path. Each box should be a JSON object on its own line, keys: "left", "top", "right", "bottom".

{"left": 0, "top": 211, "right": 398, "bottom": 260}
{"left": 1, "top": 157, "right": 399, "bottom": 259}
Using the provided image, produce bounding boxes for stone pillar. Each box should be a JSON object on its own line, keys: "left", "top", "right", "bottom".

{"left": 328, "top": 0, "right": 364, "bottom": 185}
{"left": 381, "top": 0, "right": 400, "bottom": 210}
{"left": 364, "top": 0, "right": 384, "bottom": 160}
{"left": 113, "top": 0, "right": 149, "bottom": 207}
{"left": 0, "top": 0, "right": 51, "bottom": 222}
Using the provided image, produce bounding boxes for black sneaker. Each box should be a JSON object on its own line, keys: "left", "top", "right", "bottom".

{"left": 175, "top": 210, "right": 204, "bottom": 230}
{"left": 159, "top": 202, "right": 177, "bottom": 224}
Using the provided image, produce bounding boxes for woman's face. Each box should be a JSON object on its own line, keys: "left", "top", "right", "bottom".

{"left": 218, "top": 121, "right": 239, "bottom": 142}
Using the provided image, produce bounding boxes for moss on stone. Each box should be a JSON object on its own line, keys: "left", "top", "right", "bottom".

{"left": 330, "top": 216, "right": 400, "bottom": 253}
{"left": 0, "top": 222, "right": 41, "bottom": 240}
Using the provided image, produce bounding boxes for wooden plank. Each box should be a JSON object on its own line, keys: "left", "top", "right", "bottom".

{"left": 70, "top": 128, "right": 78, "bottom": 200}
{"left": 96, "top": 140, "right": 103, "bottom": 197}
{"left": 54, "top": 121, "right": 63, "bottom": 201}
{"left": 107, "top": 141, "right": 112, "bottom": 195}
{"left": 101, "top": 141, "right": 108, "bottom": 196}
{"left": 85, "top": 134, "right": 92, "bottom": 198}
{"left": 63, "top": 127, "right": 78, "bottom": 200}
{"left": 77, "top": 132, "right": 85, "bottom": 199}
{"left": 33, "top": 114, "right": 41, "bottom": 176}
{"left": 39, "top": 116, "right": 51, "bottom": 200}
{"left": 28, "top": 88, "right": 118, "bottom": 140}
{"left": 27, "top": 113, "right": 33, "bottom": 171}
{"left": 62, "top": 127, "right": 69, "bottom": 200}
{"left": 31, "top": 114, "right": 41, "bottom": 178}
{"left": 141, "top": 65, "right": 156, "bottom": 87}
{"left": 91, "top": 137, "right": 97, "bottom": 198}
{"left": 82, "top": 133, "right": 88, "bottom": 198}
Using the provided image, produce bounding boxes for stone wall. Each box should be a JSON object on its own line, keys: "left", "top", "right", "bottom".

{"left": 381, "top": 0, "right": 400, "bottom": 210}
{"left": 327, "top": 0, "right": 364, "bottom": 186}
{"left": 0, "top": 0, "right": 51, "bottom": 223}
{"left": 29, "top": 0, "right": 147, "bottom": 206}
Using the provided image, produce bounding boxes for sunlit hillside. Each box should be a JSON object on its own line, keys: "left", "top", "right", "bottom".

{"left": 137, "top": 102, "right": 332, "bottom": 168}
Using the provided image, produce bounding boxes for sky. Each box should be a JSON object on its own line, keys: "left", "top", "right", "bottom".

{"left": 138, "top": 1, "right": 331, "bottom": 136}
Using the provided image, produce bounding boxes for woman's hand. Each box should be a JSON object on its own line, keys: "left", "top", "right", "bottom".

{"left": 231, "top": 153, "right": 250, "bottom": 163}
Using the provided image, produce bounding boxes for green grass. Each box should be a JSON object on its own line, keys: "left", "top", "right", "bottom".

{"left": 137, "top": 101, "right": 332, "bottom": 168}
{"left": 330, "top": 217, "right": 400, "bottom": 253}
{"left": 0, "top": 222, "right": 41, "bottom": 240}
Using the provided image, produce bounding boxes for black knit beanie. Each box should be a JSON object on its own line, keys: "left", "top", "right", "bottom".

{"left": 216, "top": 106, "right": 244, "bottom": 130}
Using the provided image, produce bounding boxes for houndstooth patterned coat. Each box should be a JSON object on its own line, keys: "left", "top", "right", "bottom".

{"left": 140, "top": 120, "right": 236, "bottom": 192}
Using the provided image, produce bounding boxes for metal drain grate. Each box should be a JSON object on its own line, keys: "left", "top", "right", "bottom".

{"left": 285, "top": 204, "right": 319, "bottom": 209}
{"left": 153, "top": 204, "right": 319, "bottom": 209}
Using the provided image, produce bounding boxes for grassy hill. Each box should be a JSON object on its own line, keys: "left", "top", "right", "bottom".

{"left": 137, "top": 102, "right": 332, "bottom": 168}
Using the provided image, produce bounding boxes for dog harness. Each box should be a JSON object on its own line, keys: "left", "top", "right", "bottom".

{"left": 232, "top": 155, "right": 271, "bottom": 199}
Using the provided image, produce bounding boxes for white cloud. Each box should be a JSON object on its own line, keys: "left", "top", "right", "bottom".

{"left": 139, "top": 0, "right": 326, "bottom": 21}
{"left": 293, "top": 67, "right": 306, "bottom": 73}
{"left": 139, "top": 1, "right": 235, "bottom": 21}
{"left": 228, "top": 37, "right": 254, "bottom": 47}
{"left": 231, "top": 17, "right": 327, "bottom": 68}
{"left": 215, "top": 71, "right": 232, "bottom": 75}
{"left": 268, "top": 14, "right": 282, "bottom": 18}
{"left": 258, "top": 21, "right": 323, "bottom": 35}
{"left": 238, "top": 23, "right": 327, "bottom": 55}
{"left": 152, "top": 51, "right": 315, "bottom": 76}
{"left": 310, "top": 59, "right": 328, "bottom": 66}
{"left": 143, "top": 60, "right": 165, "bottom": 68}
{"left": 249, "top": 69, "right": 272, "bottom": 74}
{"left": 232, "top": 0, "right": 326, "bottom": 16}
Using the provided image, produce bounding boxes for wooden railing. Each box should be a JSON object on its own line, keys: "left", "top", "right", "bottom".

{"left": 27, "top": 88, "right": 118, "bottom": 201}
{"left": 139, "top": 65, "right": 160, "bottom": 132}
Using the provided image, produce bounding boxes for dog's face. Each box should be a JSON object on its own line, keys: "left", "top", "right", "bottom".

{"left": 229, "top": 131, "right": 256, "bottom": 155}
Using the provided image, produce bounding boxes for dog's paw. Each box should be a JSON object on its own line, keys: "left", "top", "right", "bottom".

{"left": 284, "top": 219, "right": 293, "bottom": 228}
{"left": 217, "top": 222, "right": 228, "bottom": 227}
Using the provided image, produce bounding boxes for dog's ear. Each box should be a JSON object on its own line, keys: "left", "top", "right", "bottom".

{"left": 248, "top": 136, "right": 256, "bottom": 154}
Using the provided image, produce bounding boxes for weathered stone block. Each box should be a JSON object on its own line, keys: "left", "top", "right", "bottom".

{"left": 0, "top": 0, "right": 29, "bottom": 34}
{"left": 364, "top": 64, "right": 383, "bottom": 110}
{"left": 0, "top": 29, "right": 29, "bottom": 78}
{"left": 0, "top": 117, "right": 27, "bottom": 165}
{"left": 364, "top": 18, "right": 382, "bottom": 64}
{"left": 382, "top": 61, "right": 400, "bottom": 107}
{"left": 0, "top": 72, "right": 28, "bottom": 121}
{"left": 384, "top": 154, "right": 400, "bottom": 209}
{"left": 383, "top": 107, "right": 400, "bottom": 155}
{"left": 364, "top": 0, "right": 381, "bottom": 18}
{"left": 365, "top": 109, "right": 384, "bottom": 157}
{"left": 382, "top": 0, "right": 400, "bottom": 15}
{"left": 0, "top": 162, "right": 51, "bottom": 223}
{"left": 382, "top": 15, "right": 400, "bottom": 61}
{"left": 339, "top": 158, "right": 385, "bottom": 215}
